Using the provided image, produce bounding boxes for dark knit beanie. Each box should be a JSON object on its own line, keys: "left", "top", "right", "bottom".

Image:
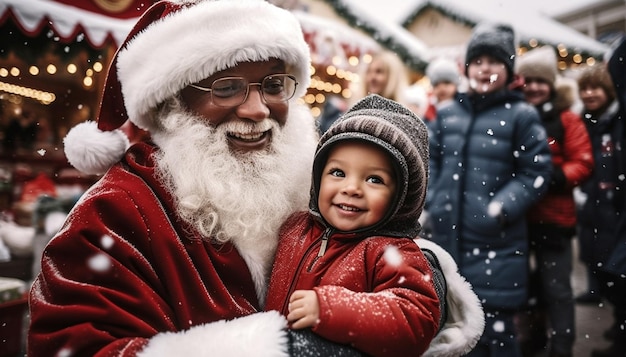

{"left": 465, "top": 22, "right": 516, "bottom": 81}
{"left": 310, "top": 94, "right": 429, "bottom": 237}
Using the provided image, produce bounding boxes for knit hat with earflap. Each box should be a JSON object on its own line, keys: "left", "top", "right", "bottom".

{"left": 465, "top": 22, "right": 517, "bottom": 82}
{"left": 516, "top": 46, "right": 558, "bottom": 89}
{"left": 64, "top": 0, "right": 311, "bottom": 175}
{"left": 309, "top": 94, "right": 429, "bottom": 238}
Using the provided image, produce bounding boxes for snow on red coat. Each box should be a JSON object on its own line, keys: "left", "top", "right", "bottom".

{"left": 28, "top": 142, "right": 289, "bottom": 357}
{"left": 265, "top": 212, "right": 441, "bottom": 357}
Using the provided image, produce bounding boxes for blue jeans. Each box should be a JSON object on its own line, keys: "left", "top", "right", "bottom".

{"left": 466, "top": 309, "right": 523, "bottom": 357}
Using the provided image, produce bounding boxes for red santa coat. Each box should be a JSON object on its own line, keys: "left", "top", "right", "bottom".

{"left": 29, "top": 142, "right": 288, "bottom": 357}
{"left": 265, "top": 212, "right": 441, "bottom": 357}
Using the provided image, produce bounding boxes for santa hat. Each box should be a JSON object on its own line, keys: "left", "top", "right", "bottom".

{"left": 465, "top": 22, "right": 517, "bottom": 82}
{"left": 64, "top": 0, "right": 311, "bottom": 175}
{"left": 516, "top": 46, "right": 558, "bottom": 89}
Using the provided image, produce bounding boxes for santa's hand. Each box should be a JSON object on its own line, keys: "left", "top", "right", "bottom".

{"left": 287, "top": 290, "right": 320, "bottom": 329}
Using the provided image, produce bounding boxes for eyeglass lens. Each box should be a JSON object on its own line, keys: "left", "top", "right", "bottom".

{"left": 210, "top": 74, "right": 296, "bottom": 107}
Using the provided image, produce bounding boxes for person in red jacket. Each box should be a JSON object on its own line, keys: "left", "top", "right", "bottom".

{"left": 265, "top": 94, "right": 485, "bottom": 357}
{"left": 515, "top": 46, "right": 594, "bottom": 357}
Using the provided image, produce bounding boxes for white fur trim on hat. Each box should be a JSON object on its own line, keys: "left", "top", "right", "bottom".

{"left": 117, "top": 0, "right": 311, "bottom": 131}
{"left": 137, "top": 311, "right": 289, "bottom": 357}
{"left": 63, "top": 121, "right": 130, "bottom": 175}
{"left": 416, "top": 238, "right": 485, "bottom": 357}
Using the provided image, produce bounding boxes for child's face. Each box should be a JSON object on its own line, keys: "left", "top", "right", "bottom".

{"left": 579, "top": 85, "right": 608, "bottom": 112}
{"left": 432, "top": 81, "right": 457, "bottom": 102}
{"left": 467, "top": 55, "right": 509, "bottom": 94}
{"left": 318, "top": 141, "right": 396, "bottom": 232}
{"left": 522, "top": 77, "right": 552, "bottom": 106}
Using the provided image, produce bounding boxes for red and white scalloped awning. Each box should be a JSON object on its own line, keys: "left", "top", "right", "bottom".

{"left": 0, "top": 0, "right": 385, "bottom": 65}
{"left": 0, "top": 0, "right": 139, "bottom": 49}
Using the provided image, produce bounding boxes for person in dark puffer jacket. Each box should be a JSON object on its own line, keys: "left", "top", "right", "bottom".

{"left": 515, "top": 45, "right": 594, "bottom": 357}
{"left": 426, "top": 22, "right": 553, "bottom": 357}
{"left": 576, "top": 38, "right": 626, "bottom": 357}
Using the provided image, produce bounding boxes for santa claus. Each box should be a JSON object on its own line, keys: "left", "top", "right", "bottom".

{"left": 28, "top": 1, "right": 483, "bottom": 356}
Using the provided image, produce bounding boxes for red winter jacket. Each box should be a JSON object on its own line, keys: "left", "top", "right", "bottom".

{"left": 265, "top": 212, "right": 441, "bottom": 357}
{"left": 527, "top": 102, "right": 594, "bottom": 227}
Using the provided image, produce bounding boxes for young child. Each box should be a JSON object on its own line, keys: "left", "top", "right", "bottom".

{"left": 426, "top": 22, "right": 553, "bottom": 356}
{"left": 265, "top": 94, "right": 484, "bottom": 357}
{"left": 515, "top": 45, "right": 593, "bottom": 357}
{"left": 423, "top": 57, "right": 462, "bottom": 122}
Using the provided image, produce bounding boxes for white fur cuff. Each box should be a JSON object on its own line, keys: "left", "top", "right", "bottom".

{"left": 137, "top": 311, "right": 289, "bottom": 357}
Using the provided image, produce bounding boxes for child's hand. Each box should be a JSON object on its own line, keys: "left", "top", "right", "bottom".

{"left": 287, "top": 290, "right": 320, "bottom": 329}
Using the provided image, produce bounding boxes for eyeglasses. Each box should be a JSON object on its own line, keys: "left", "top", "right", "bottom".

{"left": 189, "top": 74, "right": 298, "bottom": 107}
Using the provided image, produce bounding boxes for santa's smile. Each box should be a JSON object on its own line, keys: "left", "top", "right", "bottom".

{"left": 228, "top": 130, "right": 269, "bottom": 141}
{"left": 227, "top": 129, "right": 271, "bottom": 151}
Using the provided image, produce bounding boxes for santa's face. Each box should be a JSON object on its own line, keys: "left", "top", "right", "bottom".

{"left": 180, "top": 59, "right": 290, "bottom": 153}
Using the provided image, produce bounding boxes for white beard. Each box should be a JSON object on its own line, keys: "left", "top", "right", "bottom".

{"left": 151, "top": 100, "right": 317, "bottom": 305}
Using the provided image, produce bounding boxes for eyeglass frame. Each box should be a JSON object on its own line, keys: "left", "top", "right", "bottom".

{"left": 188, "top": 74, "right": 298, "bottom": 107}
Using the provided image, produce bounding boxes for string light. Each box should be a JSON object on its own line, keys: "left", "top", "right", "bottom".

{"left": 0, "top": 81, "right": 56, "bottom": 104}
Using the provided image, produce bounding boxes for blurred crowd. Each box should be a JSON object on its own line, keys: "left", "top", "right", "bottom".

{"left": 317, "top": 23, "right": 625, "bottom": 357}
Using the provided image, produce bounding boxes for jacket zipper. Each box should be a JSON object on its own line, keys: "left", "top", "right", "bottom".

{"left": 307, "top": 227, "right": 333, "bottom": 272}
{"left": 280, "top": 227, "right": 333, "bottom": 314}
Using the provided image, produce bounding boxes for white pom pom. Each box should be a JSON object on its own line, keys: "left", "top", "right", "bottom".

{"left": 64, "top": 121, "right": 130, "bottom": 175}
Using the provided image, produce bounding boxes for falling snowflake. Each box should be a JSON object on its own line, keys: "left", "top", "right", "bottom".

{"left": 88, "top": 253, "right": 112, "bottom": 273}
{"left": 100, "top": 234, "right": 114, "bottom": 249}
{"left": 487, "top": 201, "right": 503, "bottom": 217}
{"left": 383, "top": 245, "right": 402, "bottom": 267}
{"left": 493, "top": 320, "right": 505, "bottom": 333}
{"left": 56, "top": 348, "right": 73, "bottom": 357}
{"left": 37, "top": 149, "right": 46, "bottom": 156}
